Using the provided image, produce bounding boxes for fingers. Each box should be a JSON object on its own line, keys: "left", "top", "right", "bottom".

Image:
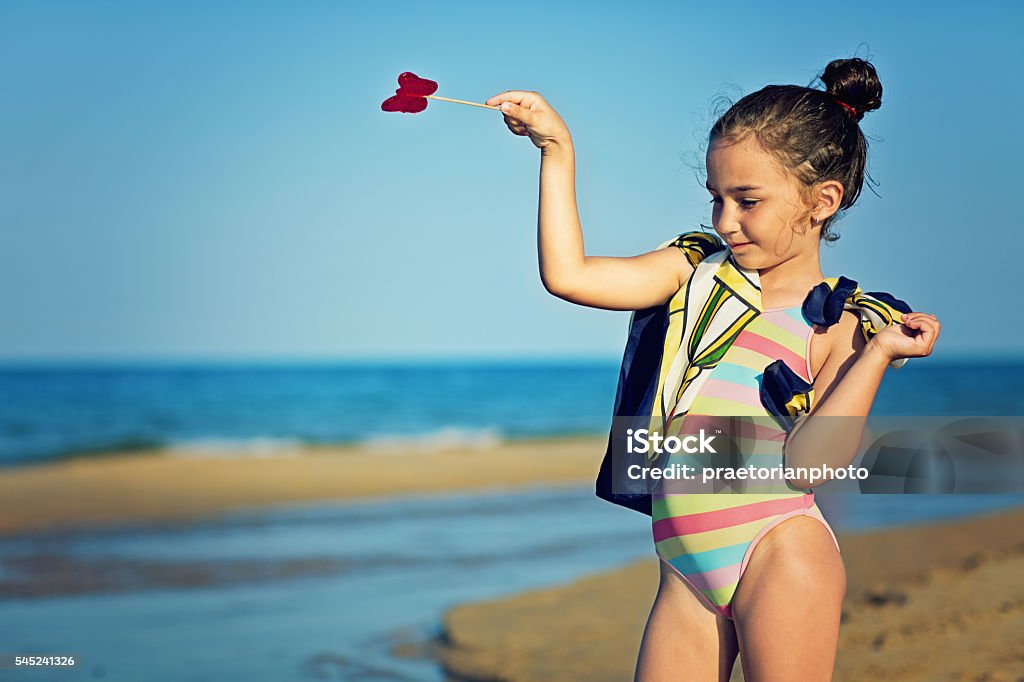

{"left": 902, "top": 316, "right": 938, "bottom": 334}
{"left": 900, "top": 312, "right": 941, "bottom": 333}
{"left": 486, "top": 91, "right": 542, "bottom": 122}
{"left": 502, "top": 113, "right": 528, "bottom": 135}
{"left": 485, "top": 90, "right": 539, "bottom": 107}
{"left": 899, "top": 313, "right": 940, "bottom": 356}
{"left": 901, "top": 313, "right": 938, "bottom": 331}
{"left": 901, "top": 312, "right": 938, "bottom": 323}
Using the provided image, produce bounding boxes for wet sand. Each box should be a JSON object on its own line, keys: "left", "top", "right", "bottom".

{"left": 435, "top": 507, "right": 1024, "bottom": 681}
{"left": 0, "top": 435, "right": 605, "bottom": 537}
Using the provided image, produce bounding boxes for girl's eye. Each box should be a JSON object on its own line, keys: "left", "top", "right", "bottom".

{"left": 708, "top": 198, "right": 758, "bottom": 208}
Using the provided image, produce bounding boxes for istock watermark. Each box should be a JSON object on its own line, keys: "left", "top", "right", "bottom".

{"left": 625, "top": 428, "right": 718, "bottom": 455}
{"left": 603, "top": 415, "right": 1024, "bottom": 496}
{"left": 626, "top": 461, "right": 869, "bottom": 485}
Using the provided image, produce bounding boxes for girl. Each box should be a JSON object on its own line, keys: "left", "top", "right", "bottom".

{"left": 486, "top": 57, "right": 940, "bottom": 682}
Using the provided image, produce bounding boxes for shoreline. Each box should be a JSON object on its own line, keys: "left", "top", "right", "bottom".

{"left": 433, "top": 505, "right": 1024, "bottom": 682}
{"left": 0, "top": 434, "right": 607, "bottom": 538}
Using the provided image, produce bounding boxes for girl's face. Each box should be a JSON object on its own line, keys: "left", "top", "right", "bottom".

{"left": 705, "top": 136, "right": 823, "bottom": 270}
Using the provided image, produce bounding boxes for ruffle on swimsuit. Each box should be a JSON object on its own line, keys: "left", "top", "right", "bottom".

{"left": 803, "top": 276, "right": 913, "bottom": 339}
{"left": 596, "top": 230, "right": 914, "bottom": 515}
{"left": 759, "top": 360, "right": 815, "bottom": 433}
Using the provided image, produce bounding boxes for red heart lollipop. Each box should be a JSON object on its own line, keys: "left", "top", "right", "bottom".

{"left": 381, "top": 71, "right": 437, "bottom": 113}
{"left": 381, "top": 72, "right": 499, "bottom": 114}
{"left": 381, "top": 94, "right": 429, "bottom": 113}
{"left": 395, "top": 71, "right": 438, "bottom": 97}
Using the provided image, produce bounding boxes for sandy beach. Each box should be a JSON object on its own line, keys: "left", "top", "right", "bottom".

{"left": 0, "top": 436, "right": 606, "bottom": 537}
{"left": 3, "top": 437, "right": 1024, "bottom": 681}
{"left": 436, "top": 506, "right": 1024, "bottom": 682}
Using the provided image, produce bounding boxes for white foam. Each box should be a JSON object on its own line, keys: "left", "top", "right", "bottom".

{"left": 359, "top": 426, "right": 504, "bottom": 453}
{"left": 162, "top": 437, "right": 306, "bottom": 459}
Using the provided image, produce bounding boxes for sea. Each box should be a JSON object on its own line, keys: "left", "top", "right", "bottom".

{"left": 2, "top": 358, "right": 1023, "bottom": 468}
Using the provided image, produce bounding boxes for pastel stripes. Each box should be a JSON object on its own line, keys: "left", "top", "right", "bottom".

{"left": 653, "top": 495, "right": 815, "bottom": 540}
{"left": 653, "top": 306, "right": 825, "bottom": 617}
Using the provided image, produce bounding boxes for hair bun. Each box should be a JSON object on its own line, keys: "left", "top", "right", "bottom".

{"left": 821, "top": 58, "right": 882, "bottom": 122}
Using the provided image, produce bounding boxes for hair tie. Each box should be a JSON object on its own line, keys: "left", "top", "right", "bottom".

{"left": 834, "top": 98, "right": 858, "bottom": 117}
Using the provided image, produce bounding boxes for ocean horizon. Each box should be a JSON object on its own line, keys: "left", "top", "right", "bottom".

{"left": 1, "top": 357, "right": 1023, "bottom": 468}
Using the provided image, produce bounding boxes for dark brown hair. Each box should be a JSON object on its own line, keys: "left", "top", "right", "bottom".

{"left": 707, "top": 57, "right": 883, "bottom": 243}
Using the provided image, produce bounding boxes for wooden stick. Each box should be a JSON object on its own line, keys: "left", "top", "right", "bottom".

{"left": 425, "top": 95, "right": 501, "bottom": 111}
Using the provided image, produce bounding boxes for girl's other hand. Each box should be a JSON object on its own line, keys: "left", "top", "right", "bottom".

{"left": 868, "top": 312, "right": 941, "bottom": 361}
{"left": 485, "top": 90, "right": 572, "bottom": 152}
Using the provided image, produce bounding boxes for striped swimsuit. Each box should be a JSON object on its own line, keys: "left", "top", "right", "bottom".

{"left": 651, "top": 305, "right": 841, "bottom": 619}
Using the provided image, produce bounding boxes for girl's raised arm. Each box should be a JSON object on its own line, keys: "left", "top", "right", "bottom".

{"left": 486, "top": 90, "right": 696, "bottom": 312}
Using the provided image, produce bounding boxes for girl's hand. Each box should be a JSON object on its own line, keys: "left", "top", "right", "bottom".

{"left": 485, "top": 90, "right": 572, "bottom": 152}
{"left": 867, "top": 312, "right": 941, "bottom": 361}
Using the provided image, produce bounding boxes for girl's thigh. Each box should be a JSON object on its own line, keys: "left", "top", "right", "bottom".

{"left": 731, "top": 515, "right": 846, "bottom": 682}
{"left": 634, "top": 560, "right": 739, "bottom": 682}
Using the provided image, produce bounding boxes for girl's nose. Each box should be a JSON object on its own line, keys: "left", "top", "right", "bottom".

{"left": 714, "top": 206, "right": 742, "bottom": 235}
{"left": 715, "top": 219, "right": 743, "bottom": 242}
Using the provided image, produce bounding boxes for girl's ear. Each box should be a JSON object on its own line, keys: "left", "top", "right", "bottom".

{"left": 812, "top": 180, "right": 844, "bottom": 222}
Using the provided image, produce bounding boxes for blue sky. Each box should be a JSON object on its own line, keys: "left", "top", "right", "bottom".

{"left": 1, "top": 1, "right": 1022, "bottom": 363}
